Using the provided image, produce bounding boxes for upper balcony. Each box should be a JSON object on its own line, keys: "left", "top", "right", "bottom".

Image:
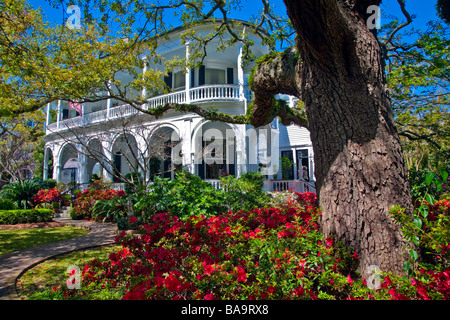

{"left": 45, "top": 84, "right": 253, "bottom": 134}
{"left": 45, "top": 21, "right": 269, "bottom": 135}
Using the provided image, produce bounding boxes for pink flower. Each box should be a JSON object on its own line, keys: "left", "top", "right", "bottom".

{"left": 347, "top": 275, "right": 354, "bottom": 285}
{"left": 205, "top": 293, "right": 216, "bottom": 300}
{"left": 129, "top": 216, "right": 138, "bottom": 224}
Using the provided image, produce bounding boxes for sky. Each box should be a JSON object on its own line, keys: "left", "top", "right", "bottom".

{"left": 29, "top": 0, "right": 441, "bottom": 34}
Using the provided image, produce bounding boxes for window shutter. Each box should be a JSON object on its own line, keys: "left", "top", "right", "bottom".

{"left": 164, "top": 72, "right": 173, "bottom": 89}
{"left": 227, "top": 68, "right": 234, "bottom": 85}
{"left": 199, "top": 65, "right": 205, "bottom": 86}
{"left": 191, "top": 68, "right": 195, "bottom": 88}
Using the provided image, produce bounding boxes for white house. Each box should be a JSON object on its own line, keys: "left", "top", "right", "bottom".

{"left": 43, "top": 20, "right": 316, "bottom": 193}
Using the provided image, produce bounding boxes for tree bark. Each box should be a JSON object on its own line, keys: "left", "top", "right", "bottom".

{"left": 273, "top": 0, "right": 413, "bottom": 275}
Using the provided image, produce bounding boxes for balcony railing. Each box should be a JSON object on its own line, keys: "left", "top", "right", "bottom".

{"left": 46, "top": 84, "right": 250, "bottom": 134}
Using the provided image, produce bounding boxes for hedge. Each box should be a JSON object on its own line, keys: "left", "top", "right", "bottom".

{"left": 0, "top": 209, "right": 55, "bottom": 225}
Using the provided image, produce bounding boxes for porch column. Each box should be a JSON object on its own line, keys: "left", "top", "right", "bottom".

{"left": 107, "top": 79, "right": 112, "bottom": 118}
{"left": 237, "top": 33, "right": 245, "bottom": 108}
{"left": 235, "top": 124, "right": 247, "bottom": 178}
{"left": 81, "top": 103, "right": 86, "bottom": 125}
{"left": 77, "top": 150, "right": 89, "bottom": 188}
{"left": 102, "top": 141, "right": 114, "bottom": 182}
{"left": 45, "top": 103, "right": 51, "bottom": 133}
{"left": 292, "top": 147, "right": 298, "bottom": 180}
{"left": 43, "top": 147, "right": 49, "bottom": 180}
{"left": 185, "top": 42, "right": 191, "bottom": 104}
{"left": 142, "top": 59, "right": 148, "bottom": 110}
{"left": 56, "top": 100, "right": 61, "bottom": 129}
{"left": 181, "top": 119, "right": 192, "bottom": 172}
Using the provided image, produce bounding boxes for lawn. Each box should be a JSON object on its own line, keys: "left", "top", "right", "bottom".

{"left": 16, "top": 245, "right": 123, "bottom": 300}
{"left": 0, "top": 226, "right": 89, "bottom": 256}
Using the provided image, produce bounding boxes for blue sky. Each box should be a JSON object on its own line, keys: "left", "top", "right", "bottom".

{"left": 29, "top": 0, "right": 441, "bottom": 32}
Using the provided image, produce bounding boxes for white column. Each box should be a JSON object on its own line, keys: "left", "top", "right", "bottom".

{"left": 43, "top": 147, "right": 49, "bottom": 180}
{"left": 102, "top": 141, "right": 114, "bottom": 182}
{"left": 45, "top": 103, "right": 51, "bottom": 133}
{"left": 81, "top": 103, "right": 86, "bottom": 125}
{"left": 292, "top": 147, "right": 298, "bottom": 180}
{"left": 142, "top": 59, "right": 148, "bottom": 110}
{"left": 107, "top": 79, "right": 112, "bottom": 118}
{"left": 235, "top": 124, "right": 247, "bottom": 178}
{"left": 185, "top": 42, "right": 191, "bottom": 104}
{"left": 56, "top": 100, "right": 61, "bottom": 129}
{"left": 181, "top": 119, "right": 192, "bottom": 172}
{"left": 238, "top": 27, "right": 246, "bottom": 107}
{"left": 77, "top": 150, "right": 88, "bottom": 187}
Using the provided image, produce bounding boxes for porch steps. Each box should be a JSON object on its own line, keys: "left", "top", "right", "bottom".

{"left": 55, "top": 206, "right": 71, "bottom": 219}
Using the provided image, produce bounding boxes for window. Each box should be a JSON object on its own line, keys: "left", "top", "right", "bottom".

{"left": 173, "top": 71, "right": 185, "bottom": 89}
{"left": 296, "top": 149, "right": 310, "bottom": 181}
{"left": 205, "top": 68, "right": 225, "bottom": 85}
{"left": 281, "top": 150, "right": 294, "bottom": 180}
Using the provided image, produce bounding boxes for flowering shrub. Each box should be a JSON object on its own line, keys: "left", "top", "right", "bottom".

{"left": 72, "top": 181, "right": 126, "bottom": 221}
{"left": 391, "top": 199, "right": 450, "bottom": 271}
{"left": 32, "top": 187, "right": 63, "bottom": 205}
{"left": 47, "top": 192, "right": 449, "bottom": 300}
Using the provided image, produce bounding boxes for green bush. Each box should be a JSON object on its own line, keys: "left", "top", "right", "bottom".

{"left": 219, "top": 172, "right": 269, "bottom": 212}
{"left": 0, "top": 209, "right": 54, "bottom": 225}
{"left": 70, "top": 207, "right": 84, "bottom": 220}
{"left": 135, "top": 170, "right": 224, "bottom": 220}
{"left": 0, "top": 180, "right": 42, "bottom": 209}
{"left": 0, "top": 198, "right": 17, "bottom": 210}
{"left": 42, "top": 179, "right": 57, "bottom": 189}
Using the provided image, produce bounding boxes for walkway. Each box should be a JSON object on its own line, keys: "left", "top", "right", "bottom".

{"left": 0, "top": 218, "right": 118, "bottom": 300}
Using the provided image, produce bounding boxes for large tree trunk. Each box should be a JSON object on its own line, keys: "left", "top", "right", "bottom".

{"left": 252, "top": 0, "right": 413, "bottom": 275}
{"left": 286, "top": 0, "right": 412, "bottom": 275}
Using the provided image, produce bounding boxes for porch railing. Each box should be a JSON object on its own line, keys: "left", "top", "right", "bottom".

{"left": 81, "top": 179, "right": 315, "bottom": 194}
{"left": 263, "top": 180, "right": 316, "bottom": 194}
{"left": 46, "top": 84, "right": 250, "bottom": 134}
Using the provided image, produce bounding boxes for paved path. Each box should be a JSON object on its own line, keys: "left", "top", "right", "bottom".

{"left": 0, "top": 218, "right": 118, "bottom": 300}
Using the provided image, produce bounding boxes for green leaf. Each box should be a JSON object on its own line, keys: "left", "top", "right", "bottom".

{"left": 403, "top": 261, "right": 411, "bottom": 272}
{"left": 419, "top": 205, "right": 429, "bottom": 219}
{"left": 440, "top": 169, "right": 448, "bottom": 182}
{"left": 425, "top": 173, "right": 435, "bottom": 186}
{"left": 426, "top": 193, "right": 435, "bottom": 205}
{"left": 413, "top": 217, "right": 422, "bottom": 229}
{"left": 410, "top": 249, "right": 419, "bottom": 261}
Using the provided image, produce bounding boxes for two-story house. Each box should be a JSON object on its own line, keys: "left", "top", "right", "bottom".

{"left": 43, "top": 20, "right": 316, "bottom": 193}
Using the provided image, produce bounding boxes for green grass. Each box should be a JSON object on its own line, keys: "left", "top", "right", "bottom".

{"left": 0, "top": 226, "right": 89, "bottom": 256}
{"left": 17, "top": 245, "right": 123, "bottom": 300}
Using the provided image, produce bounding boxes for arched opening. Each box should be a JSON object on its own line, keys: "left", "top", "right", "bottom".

{"left": 86, "top": 138, "right": 104, "bottom": 182}
{"left": 148, "top": 126, "right": 181, "bottom": 180}
{"left": 59, "top": 143, "right": 78, "bottom": 185}
{"left": 43, "top": 147, "right": 54, "bottom": 180}
{"left": 193, "top": 121, "right": 236, "bottom": 180}
{"left": 111, "top": 133, "right": 139, "bottom": 182}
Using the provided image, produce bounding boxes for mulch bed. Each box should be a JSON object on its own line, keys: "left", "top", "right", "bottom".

{"left": 0, "top": 221, "right": 67, "bottom": 230}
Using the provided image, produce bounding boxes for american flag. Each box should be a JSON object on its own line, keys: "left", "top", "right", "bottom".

{"left": 69, "top": 101, "right": 82, "bottom": 114}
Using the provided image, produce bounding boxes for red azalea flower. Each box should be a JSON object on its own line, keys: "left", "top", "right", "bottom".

{"left": 204, "top": 293, "right": 216, "bottom": 300}
{"left": 129, "top": 216, "right": 138, "bottom": 224}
